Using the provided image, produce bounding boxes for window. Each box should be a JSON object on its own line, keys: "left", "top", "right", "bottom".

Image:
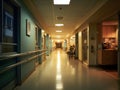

{"left": 3, "top": 11, "right": 14, "bottom": 43}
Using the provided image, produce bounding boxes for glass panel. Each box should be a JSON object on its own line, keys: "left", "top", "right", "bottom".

{"left": 3, "top": 11, "right": 14, "bottom": 43}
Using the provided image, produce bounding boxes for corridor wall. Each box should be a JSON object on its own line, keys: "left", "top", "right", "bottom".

{"left": 77, "top": 23, "right": 97, "bottom": 66}
{"left": 17, "top": 0, "right": 36, "bottom": 82}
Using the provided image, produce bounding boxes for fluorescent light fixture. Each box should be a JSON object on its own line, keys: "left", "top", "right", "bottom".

{"left": 42, "top": 30, "right": 44, "bottom": 33}
{"left": 54, "top": 0, "right": 71, "bottom": 5}
{"left": 56, "top": 30, "right": 62, "bottom": 32}
{"left": 55, "top": 24, "right": 64, "bottom": 26}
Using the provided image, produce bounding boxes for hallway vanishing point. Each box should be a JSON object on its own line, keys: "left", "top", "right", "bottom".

{"left": 15, "top": 49, "right": 120, "bottom": 90}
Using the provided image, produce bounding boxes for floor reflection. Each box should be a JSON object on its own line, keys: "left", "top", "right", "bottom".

{"left": 15, "top": 49, "right": 120, "bottom": 90}
{"left": 56, "top": 50, "right": 63, "bottom": 90}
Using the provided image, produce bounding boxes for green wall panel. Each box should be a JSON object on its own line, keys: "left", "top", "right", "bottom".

{"left": 20, "top": 8, "right": 35, "bottom": 52}
{"left": 17, "top": 0, "right": 36, "bottom": 82}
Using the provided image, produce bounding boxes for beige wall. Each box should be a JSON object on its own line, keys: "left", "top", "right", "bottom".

{"left": 88, "top": 23, "right": 98, "bottom": 66}
{"left": 77, "top": 23, "right": 98, "bottom": 66}
{"left": 78, "top": 32, "right": 82, "bottom": 61}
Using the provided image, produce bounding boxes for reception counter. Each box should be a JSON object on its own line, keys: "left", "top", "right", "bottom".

{"left": 101, "top": 49, "right": 117, "bottom": 65}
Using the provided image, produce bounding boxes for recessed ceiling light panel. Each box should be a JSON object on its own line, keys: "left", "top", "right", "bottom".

{"left": 55, "top": 24, "right": 64, "bottom": 26}
{"left": 53, "top": 0, "right": 71, "bottom": 5}
{"left": 56, "top": 30, "right": 62, "bottom": 32}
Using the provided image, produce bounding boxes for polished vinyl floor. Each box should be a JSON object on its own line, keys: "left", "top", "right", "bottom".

{"left": 15, "top": 49, "right": 120, "bottom": 90}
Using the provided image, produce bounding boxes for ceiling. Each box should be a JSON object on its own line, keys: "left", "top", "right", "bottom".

{"left": 22, "top": 0, "right": 120, "bottom": 40}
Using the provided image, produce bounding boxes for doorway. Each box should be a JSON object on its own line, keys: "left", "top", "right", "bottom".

{"left": 82, "top": 29, "right": 88, "bottom": 63}
{"left": 56, "top": 42, "right": 62, "bottom": 48}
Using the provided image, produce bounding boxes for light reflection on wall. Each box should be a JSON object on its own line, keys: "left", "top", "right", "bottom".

{"left": 56, "top": 51, "right": 63, "bottom": 90}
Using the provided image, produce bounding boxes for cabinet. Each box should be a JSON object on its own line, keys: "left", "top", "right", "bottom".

{"left": 98, "top": 25, "right": 118, "bottom": 65}
{"left": 102, "top": 50, "right": 117, "bottom": 65}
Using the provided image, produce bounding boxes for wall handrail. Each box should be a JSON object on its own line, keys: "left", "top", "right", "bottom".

{"left": 0, "top": 42, "right": 17, "bottom": 45}
{"left": 0, "top": 49, "right": 47, "bottom": 61}
{"left": 0, "top": 51, "right": 47, "bottom": 74}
